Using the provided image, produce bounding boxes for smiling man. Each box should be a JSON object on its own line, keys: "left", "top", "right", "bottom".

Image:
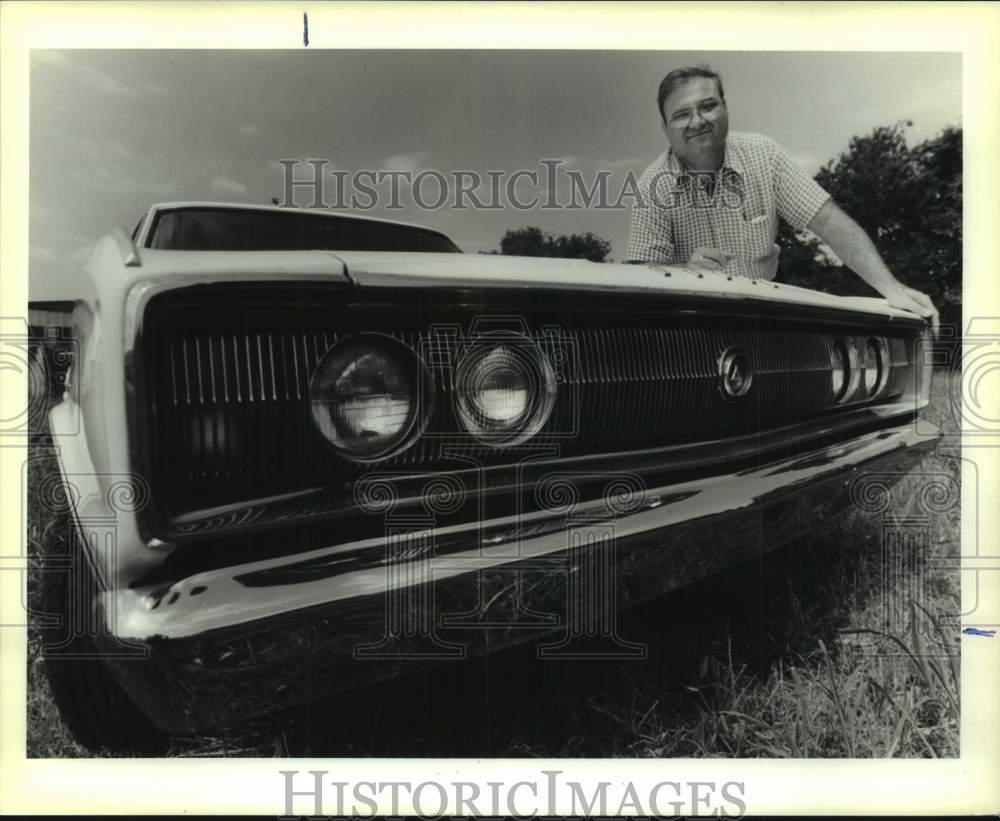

{"left": 626, "top": 64, "right": 939, "bottom": 334}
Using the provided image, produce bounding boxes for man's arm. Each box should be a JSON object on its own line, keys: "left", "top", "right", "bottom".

{"left": 626, "top": 193, "right": 675, "bottom": 263}
{"left": 807, "top": 200, "right": 939, "bottom": 335}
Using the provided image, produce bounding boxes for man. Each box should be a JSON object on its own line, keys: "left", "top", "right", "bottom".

{"left": 626, "top": 65, "right": 939, "bottom": 335}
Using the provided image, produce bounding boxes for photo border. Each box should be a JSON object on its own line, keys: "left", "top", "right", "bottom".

{"left": 1, "top": 1, "right": 998, "bottom": 815}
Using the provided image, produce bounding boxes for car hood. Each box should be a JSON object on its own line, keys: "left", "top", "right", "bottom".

{"left": 330, "top": 251, "right": 922, "bottom": 323}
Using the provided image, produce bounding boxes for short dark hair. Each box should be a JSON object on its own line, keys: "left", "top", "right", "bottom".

{"left": 657, "top": 65, "right": 725, "bottom": 121}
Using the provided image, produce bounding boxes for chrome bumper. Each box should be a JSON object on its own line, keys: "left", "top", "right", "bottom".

{"left": 100, "top": 420, "right": 940, "bottom": 734}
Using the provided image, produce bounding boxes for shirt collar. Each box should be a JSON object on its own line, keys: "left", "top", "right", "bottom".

{"left": 664, "top": 134, "right": 745, "bottom": 176}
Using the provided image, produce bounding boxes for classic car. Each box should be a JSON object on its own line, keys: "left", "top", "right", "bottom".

{"left": 42, "top": 201, "right": 941, "bottom": 751}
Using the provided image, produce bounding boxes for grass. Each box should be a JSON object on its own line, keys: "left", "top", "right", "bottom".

{"left": 585, "top": 370, "right": 961, "bottom": 759}
{"left": 25, "top": 361, "right": 961, "bottom": 758}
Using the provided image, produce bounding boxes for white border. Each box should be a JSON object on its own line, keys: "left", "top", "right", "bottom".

{"left": 2, "top": 1, "right": 998, "bottom": 815}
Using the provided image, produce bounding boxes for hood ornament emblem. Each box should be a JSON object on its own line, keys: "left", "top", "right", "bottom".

{"left": 718, "top": 347, "right": 754, "bottom": 400}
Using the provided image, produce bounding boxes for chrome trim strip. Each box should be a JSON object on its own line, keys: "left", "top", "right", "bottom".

{"left": 107, "top": 420, "right": 941, "bottom": 641}
{"left": 161, "top": 397, "right": 920, "bottom": 539}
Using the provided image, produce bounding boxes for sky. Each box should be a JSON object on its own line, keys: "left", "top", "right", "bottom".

{"left": 29, "top": 49, "right": 961, "bottom": 299}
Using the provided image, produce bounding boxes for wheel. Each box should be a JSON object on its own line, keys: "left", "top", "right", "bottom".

{"left": 38, "top": 480, "right": 165, "bottom": 756}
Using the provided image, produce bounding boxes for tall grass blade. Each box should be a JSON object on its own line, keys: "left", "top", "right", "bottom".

{"left": 908, "top": 601, "right": 937, "bottom": 692}
{"left": 867, "top": 677, "right": 938, "bottom": 758}
{"left": 914, "top": 599, "right": 960, "bottom": 709}
{"left": 819, "top": 639, "right": 855, "bottom": 757}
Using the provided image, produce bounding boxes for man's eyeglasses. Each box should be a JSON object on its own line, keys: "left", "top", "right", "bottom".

{"left": 667, "top": 99, "right": 723, "bottom": 127}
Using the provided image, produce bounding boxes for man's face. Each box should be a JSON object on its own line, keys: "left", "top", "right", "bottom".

{"left": 659, "top": 77, "right": 729, "bottom": 170}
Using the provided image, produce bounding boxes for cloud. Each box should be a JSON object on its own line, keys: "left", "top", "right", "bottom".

{"left": 67, "top": 245, "right": 95, "bottom": 265}
{"left": 105, "top": 141, "right": 138, "bottom": 161}
{"left": 239, "top": 124, "right": 259, "bottom": 137}
{"left": 71, "top": 163, "right": 178, "bottom": 196}
{"left": 790, "top": 153, "right": 824, "bottom": 175}
{"left": 601, "top": 157, "right": 645, "bottom": 171}
{"left": 899, "top": 77, "right": 962, "bottom": 120}
{"left": 31, "top": 50, "right": 132, "bottom": 94}
{"left": 29, "top": 245, "right": 59, "bottom": 263}
{"left": 144, "top": 83, "right": 174, "bottom": 97}
{"left": 382, "top": 151, "right": 431, "bottom": 173}
{"left": 210, "top": 176, "right": 248, "bottom": 197}
{"left": 851, "top": 76, "right": 961, "bottom": 141}
{"left": 52, "top": 229, "right": 95, "bottom": 249}
{"left": 554, "top": 156, "right": 645, "bottom": 172}
{"left": 30, "top": 202, "right": 54, "bottom": 221}
{"left": 30, "top": 244, "right": 94, "bottom": 285}
{"left": 61, "top": 137, "right": 182, "bottom": 201}
{"left": 76, "top": 63, "right": 132, "bottom": 95}
{"left": 267, "top": 157, "right": 340, "bottom": 174}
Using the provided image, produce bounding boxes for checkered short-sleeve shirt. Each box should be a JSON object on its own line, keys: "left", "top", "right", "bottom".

{"left": 626, "top": 131, "right": 831, "bottom": 280}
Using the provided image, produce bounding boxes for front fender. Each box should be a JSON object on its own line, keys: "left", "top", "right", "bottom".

{"left": 49, "top": 398, "right": 167, "bottom": 588}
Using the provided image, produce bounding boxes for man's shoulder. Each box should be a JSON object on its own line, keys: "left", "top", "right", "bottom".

{"left": 728, "top": 131, "right": 783, "bottom": 153}
{"left": 636, "top": 150, "right": 673, "bottom": 180}
{"left": 635, "top": 150, "right": 678, "bottom": 191}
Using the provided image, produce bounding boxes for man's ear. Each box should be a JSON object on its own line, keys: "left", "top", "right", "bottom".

{"left": 659, "top": 119, "right": 669, "bottom": 139}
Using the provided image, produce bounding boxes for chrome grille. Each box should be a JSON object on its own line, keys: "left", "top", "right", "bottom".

{"left": 152, "top": 327, "right": 903, "bottom": 493}
{"left": 134, "top": 284, "right": 914, "bottom": 532}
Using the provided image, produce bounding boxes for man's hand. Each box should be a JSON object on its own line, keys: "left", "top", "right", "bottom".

{"left": 881, "top": 282, "right": 940, "bottom": 338}
{"left": 688, "top": 247, "right": 732, "bottom": 271}
{"left": 808, "top": 202, "right": 941, "bottom": 337}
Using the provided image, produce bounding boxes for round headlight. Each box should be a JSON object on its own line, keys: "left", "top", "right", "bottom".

{"left": 830, "top": 338, "right": 849, "bottom": 400}
{"left": 864, "top": 337, "right": 888, "bottom": 397}
{"left": 309, "top": 333, "right": 433, "bottom": 462}
{"left": 454, "top": 332, "right": 556, "bottom": 446}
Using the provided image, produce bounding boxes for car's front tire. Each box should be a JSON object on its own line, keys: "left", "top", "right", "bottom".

{"left": 39, "top": 513, "right": 165, "bottom": 756}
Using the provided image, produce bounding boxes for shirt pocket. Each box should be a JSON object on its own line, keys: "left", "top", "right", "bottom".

{"left": 742, "top": 213, "right": 777, "bottom": 258}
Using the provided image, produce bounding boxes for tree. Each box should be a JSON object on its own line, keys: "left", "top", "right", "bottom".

{"left": 498, "top": 226, "right": 549, "bottom": 257}
{"left": 780, "top": 122, "right": 962, "bottom": 332}
{"left": 495, "top": 226, "right": 612, "bottom": 262}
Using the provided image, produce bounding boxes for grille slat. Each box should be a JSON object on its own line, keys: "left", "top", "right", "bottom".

{"left": 168, "top": 339, "right": 179, "bottom": 407}
{"left": 207, "top": 336, "right": 218, "bottom": 404}
{"left": 181, "top": 338, "right": 192, "bottom": 407}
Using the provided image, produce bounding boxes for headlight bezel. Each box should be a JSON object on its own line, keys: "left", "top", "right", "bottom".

{"left": 915, "top": 327, "right": 933, "bottom": 405}
{"left": 308, "top": 331, "right": 435, "bottom": 463}
{"left": 453, "top": 330, "right": 557, "bottom": 447}
{"left": 830, "top": 337, "right": 850, "bottom": 402}
{"left": 863, "top": 336, "right": 890, "bottom": 398}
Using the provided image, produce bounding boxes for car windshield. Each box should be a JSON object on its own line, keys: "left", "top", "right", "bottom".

{"left": 146, "top": 207, "right": 461, "bottom": 253}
